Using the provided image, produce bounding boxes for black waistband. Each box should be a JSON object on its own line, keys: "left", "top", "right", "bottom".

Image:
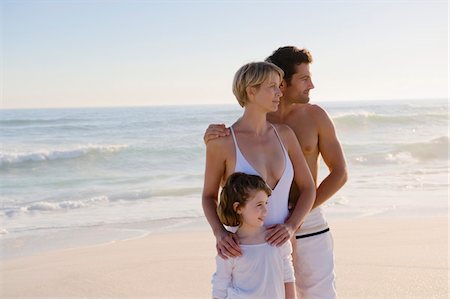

{"left": 295, "top": 228, "right": 330, "bottom": 239}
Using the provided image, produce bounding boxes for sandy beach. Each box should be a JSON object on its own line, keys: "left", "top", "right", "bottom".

{"left": 1, "top": 216, "right": 448, "bottom": 299}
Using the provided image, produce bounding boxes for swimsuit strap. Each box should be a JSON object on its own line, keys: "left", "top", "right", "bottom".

{"left": 231, "top": 123, "right": 287, "bottom": 157}
{"left": 229, "top": 126, "right": 238, "bottom": 147}
{"left": 269, "top": 123, "right": 289, "bottom": 155}
{"left": 229, "top": 125, "right": 243, "bottom": 159}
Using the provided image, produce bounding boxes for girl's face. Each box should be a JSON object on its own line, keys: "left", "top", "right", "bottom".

{"left": 237, "top": 190, "right": 269, "bottom": 228}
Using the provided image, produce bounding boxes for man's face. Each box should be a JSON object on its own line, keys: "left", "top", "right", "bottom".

{"left": 281, "top": 63, "right": 315, "bottom": 104}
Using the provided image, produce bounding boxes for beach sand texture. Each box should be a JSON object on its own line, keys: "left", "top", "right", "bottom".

{"left": 1, "top": 217, "right": 448, "bottom": 299}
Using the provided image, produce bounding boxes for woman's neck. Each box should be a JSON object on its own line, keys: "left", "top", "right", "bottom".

{"left": 236, "top": 106, "right": 269, "bottom": 136}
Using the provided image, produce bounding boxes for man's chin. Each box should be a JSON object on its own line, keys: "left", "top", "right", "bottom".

{"left": 295, "top": 98, "right": 310, "bottom": 104}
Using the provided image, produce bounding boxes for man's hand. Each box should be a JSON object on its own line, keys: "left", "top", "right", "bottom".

{"left": 203, "top": 124, "right": 230, "bottom": 145}
{"left": 215, "top": 229, "right": 242, "bottom": 259}
{"left": 265, "top": 223, "right": 295, "bottom": 247}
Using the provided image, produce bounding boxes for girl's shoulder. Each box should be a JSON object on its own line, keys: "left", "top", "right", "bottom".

{"left": 215, "top": 254, "right": 236, "bottom": 268}
{"left": 236, "top": 227, "right": 267, "bottom": 245}
{"left": 277, "top": 240, "right": 293, "bottom": 256}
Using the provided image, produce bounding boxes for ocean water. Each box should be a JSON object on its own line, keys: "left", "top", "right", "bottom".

{"left": 1, "top": 99, "right": 448, "bottom": 259}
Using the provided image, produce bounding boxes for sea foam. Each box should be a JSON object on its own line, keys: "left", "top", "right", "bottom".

{"left": 0, "top": 144, "right": 128, "bottom": 167}
{"left": 333, "top": 110, "right": 448, "bottom": 126}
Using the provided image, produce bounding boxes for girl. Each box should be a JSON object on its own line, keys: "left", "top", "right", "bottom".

{"left": 212, "top": 172, "right": 296, "bottom": 299}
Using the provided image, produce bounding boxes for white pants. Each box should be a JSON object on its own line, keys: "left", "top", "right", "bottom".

{"left": 293, "top": 230, "right": 337, "bottom": 299}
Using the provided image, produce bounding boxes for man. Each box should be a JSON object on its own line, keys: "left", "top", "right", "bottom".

{"left": 204, "top": 46, "right": 348, "bottom": 299}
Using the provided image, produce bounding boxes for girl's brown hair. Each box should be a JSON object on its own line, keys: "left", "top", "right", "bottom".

{"left": 217, "top": 172, "right": 272, "bottom": 226}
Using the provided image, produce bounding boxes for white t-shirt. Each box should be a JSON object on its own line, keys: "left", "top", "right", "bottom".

{"left": 212, "top": 241, "right": 295, "bottom": 299}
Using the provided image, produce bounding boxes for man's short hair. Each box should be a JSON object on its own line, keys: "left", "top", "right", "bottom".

{"left": 266, "top": 46, "right": 313, "bottom": 85}
{"left": 232, "top": 61, "right": 284, "bottom": 107}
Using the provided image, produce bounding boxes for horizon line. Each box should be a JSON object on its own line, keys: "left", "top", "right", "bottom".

{"left": 1, "top": 97, "right": 448, "bottom": 111}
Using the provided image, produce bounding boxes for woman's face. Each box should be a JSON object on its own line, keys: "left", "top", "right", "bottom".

{"left": 251, "top": 72, "right": 283, "bottom": 112}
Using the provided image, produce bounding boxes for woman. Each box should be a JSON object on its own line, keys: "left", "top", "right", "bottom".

{"left": 202, "top": 61, "right": 315, "bottom": 259}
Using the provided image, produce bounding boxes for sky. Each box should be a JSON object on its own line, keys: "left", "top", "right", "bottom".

{"left": 2, "top": 0, "right": 448, "bottom": 109}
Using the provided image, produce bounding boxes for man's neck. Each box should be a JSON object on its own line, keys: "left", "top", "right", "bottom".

{"left": 268, "top": 97, "right": 298, "bottom": 122}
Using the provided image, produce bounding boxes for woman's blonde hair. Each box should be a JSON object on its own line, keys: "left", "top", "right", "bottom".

{"left": 232, "top": 61, "right": 284, "bottom": 107}
{"left": 217, "top": 172, "right": 272, "bottom": 227}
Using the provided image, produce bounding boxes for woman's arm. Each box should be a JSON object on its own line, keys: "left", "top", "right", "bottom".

{"left": 266, "top": 125, "right": 315, "bottom": 246}
{"left": 202, "top": 138, "right": 242, "bottom": 258}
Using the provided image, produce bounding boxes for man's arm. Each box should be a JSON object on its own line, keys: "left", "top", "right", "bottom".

{"left": 314, "top": 107, "right": 348, "bottom": 209}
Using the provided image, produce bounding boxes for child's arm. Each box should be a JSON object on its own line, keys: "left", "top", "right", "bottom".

{"left": 284, "top": 282, "right": 296, "bottom": 299}
{"left": 281, "top": 241, "right": 296, "bottom": 299}
{"left": 211, "top": 255, "right": 233, "bottom": 299}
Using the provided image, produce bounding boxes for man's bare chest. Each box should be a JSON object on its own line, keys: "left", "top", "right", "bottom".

{"left": 288, "top": 120, "right": 319, "bottom": 156}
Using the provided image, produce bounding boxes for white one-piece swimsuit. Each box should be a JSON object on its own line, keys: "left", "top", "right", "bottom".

{"left": 230, "top": 124, "right": 294, "bottom": 226}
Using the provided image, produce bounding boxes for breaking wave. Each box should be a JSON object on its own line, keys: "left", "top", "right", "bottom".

{"left": 0, "top": 144, "right": 128, "bottom": 167}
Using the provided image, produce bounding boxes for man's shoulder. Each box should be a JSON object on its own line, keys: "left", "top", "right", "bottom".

{"left": 287, "top": 104, "right": 331, "bottom": 126}
{"left": 299, "top": 103, "right": 332, "bottom": 122}
{"left": 301, "top": 103, "right": 328, "bottom": 114}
